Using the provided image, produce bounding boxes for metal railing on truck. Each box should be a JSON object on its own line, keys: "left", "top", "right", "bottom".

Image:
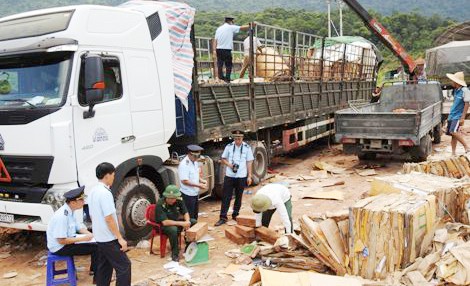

{"left": 192, "top": 23, "right": 378, "bottom": 143}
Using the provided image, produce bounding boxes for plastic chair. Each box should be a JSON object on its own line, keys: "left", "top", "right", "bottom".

{"left": 46, "top": 251, "right": 77, "bottom": 286}
{"left": 145, "top": 204, "right": 183, "bottom": 258}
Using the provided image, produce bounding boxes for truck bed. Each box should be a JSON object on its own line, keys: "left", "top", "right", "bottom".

{"left": 195, "top": 80, "right": 374, "bottom": 142}
{"left": 335, "top": 82, "right": 443, "bottom": 144}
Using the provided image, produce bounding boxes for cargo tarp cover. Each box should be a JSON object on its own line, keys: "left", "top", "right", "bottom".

{"left": 121, "top": 1, "right": 195, "bottom": 109}
{"left": 310, "top": 36, "right": 382, "bottom": 64}
{"left": 426, "top": 40, "right": 470, "bottom": 78}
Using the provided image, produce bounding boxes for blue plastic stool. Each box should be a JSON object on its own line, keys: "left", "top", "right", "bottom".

{"left": 46, "top": 251, "right": 77, "bottom": 286}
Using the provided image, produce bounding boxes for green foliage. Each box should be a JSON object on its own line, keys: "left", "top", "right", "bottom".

{"left": 0, "top": 1, "right": 457, "bottom": 80}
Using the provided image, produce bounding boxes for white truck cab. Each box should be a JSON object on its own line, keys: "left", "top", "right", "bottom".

{"left": 0, "top": 2, "right": 181, "bottom": 239}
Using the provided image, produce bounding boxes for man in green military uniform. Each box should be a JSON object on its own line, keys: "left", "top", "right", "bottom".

{"left": 155, "top": 185, "right": 197, "bottom": 262}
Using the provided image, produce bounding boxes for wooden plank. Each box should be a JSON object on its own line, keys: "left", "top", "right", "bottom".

{"left": 319, "top": 219, "right": 346, "bottom": 264}
{"left": 235, "top": 225, "right": 255, "bottom": 238}
{"left": 255, "top": 226, "right": 280, "bottom": 245}
{"left": 225, "top": 228, "right": 246, "bottom": 245}
{"left": 236, "top": 215, "right": 257, "bottom": 228}
{"left": 186, "top": 222, "right": 208, "bottom": 242}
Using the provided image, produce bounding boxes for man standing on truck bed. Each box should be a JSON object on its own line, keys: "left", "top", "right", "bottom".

{"left": 214, "top": 16, "right": 254, "bottom": 83}
{"left": 178, "top": 144, "right": 208, "bottom": 220}
{"left": 446, "top": 71, "right": 470, "bottom": 156}
{"left": 215, "top": 130, "right": 254, "bottom": 226}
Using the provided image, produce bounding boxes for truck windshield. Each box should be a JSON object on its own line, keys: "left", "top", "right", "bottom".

{"left": 0, "top": 52, "right": 72, "bottom": 109}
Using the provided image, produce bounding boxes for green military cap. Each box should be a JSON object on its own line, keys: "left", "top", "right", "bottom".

{"left": 162, "top": 184, "right": 182, "bottom": 199}
{"left": 251, "top": 194, "right": 272, "bottom": 213}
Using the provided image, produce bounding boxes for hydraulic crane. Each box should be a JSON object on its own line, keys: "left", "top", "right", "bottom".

{"left": 342, "top": 0, "right": 417, "bottom": 77}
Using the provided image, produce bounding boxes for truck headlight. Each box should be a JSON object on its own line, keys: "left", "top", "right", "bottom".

{"left": 41, "top": 189, "right": 67, "bottom": 211}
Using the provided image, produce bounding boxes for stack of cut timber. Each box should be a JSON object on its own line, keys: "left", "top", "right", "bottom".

{"left": 370, "top": 173, "right": 470, "bottom": 224}
{"left": 225, "top": 215, "right": 258, "bottom": 245}
{"left": 349, "top": 194, "right": 437, "bottom": 280}
{"left": 402, "top": 155, "right": 470, "bottom": 179}
{"left": 299, "top": 215, "right": 348, "bottom": 276}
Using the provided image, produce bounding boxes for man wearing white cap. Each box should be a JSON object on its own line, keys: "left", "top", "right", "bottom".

{"left": 446, "top": 71, "right": 470, "bottom": 155}
{"left": 250, "top": 183, "right": 293, "bottom": 233}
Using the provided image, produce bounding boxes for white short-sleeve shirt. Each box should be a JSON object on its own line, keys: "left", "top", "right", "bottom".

{"left": 222, "top": 141, "right": 254, "bottom": 178}
{"left": 88, "top": 182, "right": 119, "bottom": 242}
{"left": 254, "top": 184, "right": 292, "bottom": 233}
{"left": 243, "top": 36, "right": 262, "bottom": 56}
{"left": 215, "top": 23, "right": 241, "bottom": 50}
{"left": 178, "top": 155, "right": 200, "bottom": 197}
{"left": 47, "top": 203, "right": 82, "bottom": 252}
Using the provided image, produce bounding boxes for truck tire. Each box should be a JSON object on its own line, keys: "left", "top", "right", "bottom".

{"left": 252, "top": 143, "right": 268, "bottom": 185}
{"left": 357, "top": 152, "right": 377, "bottom": 160}
{"left": 410, "top": 135, "right": 432, "bottom": 162}
{"left": 115, "top": 176, "right": 158, "bottom": 241}
{"left": 212, "top": 160, "right": 225, "bottom": 199}
{"left": 433, "top": 123, "right": 442, "bottom": 144}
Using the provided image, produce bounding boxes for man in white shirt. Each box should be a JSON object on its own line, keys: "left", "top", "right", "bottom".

{"left": 46, "top": 186, "right": 97, "bottom": 280}
{"left": 178, "top": 144, "right": 207, "bottom": 220}
{"left": 239, "top": 32, "right": 263, "bottom": 78}
{"left": 88, "top": 162, "right": 131, "bottom": 286}
{"left": 214, "top": 16, "right": 254, "bottom": 83}
{"left": 215, "top": 130, "right": 254, "bottom": 226}
{"left": 250, "top": 183, "right": 293, "bottom": 233}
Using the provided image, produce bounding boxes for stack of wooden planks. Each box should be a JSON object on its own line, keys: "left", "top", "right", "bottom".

{"left": 403, "top": 155, "right": 470, "bottom": 179}
{"left": 298, "top": 214, "right": 349, "bottom": 276}
{"left": 349, "top": 193, "right": 437, "bottom": 280}
{"left": 370, "top": 173, "right": 470, "bottom": 224}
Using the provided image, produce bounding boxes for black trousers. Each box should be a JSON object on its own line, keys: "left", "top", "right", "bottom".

{"left": 181, "top": 193, "right": 199, "bottom": 220}
{"left": 220, "top": 176, "right": 246, "bottom": 220}
{"left": 96, "top": 240, "right": 131, "bottom": 286}
{"left": 53, "top": 243, "right": 98, "bottom": 273}
{"left": 216, "top": 49, "right": 233, "bottom": 81}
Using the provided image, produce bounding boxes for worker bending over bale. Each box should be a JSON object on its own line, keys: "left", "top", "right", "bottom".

{"left": 250, "top": 183, "right": 293, "bottom": 233}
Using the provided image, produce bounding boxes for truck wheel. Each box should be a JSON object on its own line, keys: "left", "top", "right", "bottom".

{"left": 252, "top": 143, "right": 268, "bottom": 185}
{"left": 433, "top": 123, "right": 442, "bottom": 144}
{"left": 357, "top": 152, "right": 377, "bottom": 160}
{"left": 212, "top": 160, "right": 225, "bottom": 199}
{"left": 410, "top": 135, "right": 432, "bottom": 162}
{"left": 115, "top": 176, "right": 158, "bottom": 241}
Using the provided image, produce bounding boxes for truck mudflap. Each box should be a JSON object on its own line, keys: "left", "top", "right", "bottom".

{"left": 0, "top": 200, "right": 54, "bottom": 231}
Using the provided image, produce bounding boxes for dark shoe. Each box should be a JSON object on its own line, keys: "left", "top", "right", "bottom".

{"left": 214, "top": 219, "right": 227, "bottom": 226}
{"left": 172, "top": 254, "right": 179, "bottom": 262}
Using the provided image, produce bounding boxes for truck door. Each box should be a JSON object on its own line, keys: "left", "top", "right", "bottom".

{"left": 72, "top": 53, "right": 133, "bottom": 185}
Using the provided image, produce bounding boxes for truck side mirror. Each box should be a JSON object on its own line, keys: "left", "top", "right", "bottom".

{"left": 83, "top": 55, "right": 104, "bottom": 119}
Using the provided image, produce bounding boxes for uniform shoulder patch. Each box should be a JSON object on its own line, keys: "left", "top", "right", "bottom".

{"left": 64, "top": 209, "right": 68, "bottom": 216}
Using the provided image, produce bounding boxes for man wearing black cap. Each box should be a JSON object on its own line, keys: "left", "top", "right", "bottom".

{"left": 178, "top": 144, "right": 208, "bottom": 220}
{"left": 214, "top": 16, "right": 255, "bottom": 83}
{"left": 215, "top": 130, "right": 254, "bottom": 226}
{"left": 46, "top": 186, "right": 98, "bottom": 280}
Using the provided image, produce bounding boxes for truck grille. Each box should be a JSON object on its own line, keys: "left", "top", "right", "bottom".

{"left": 1, "top": 156, "right": 53, "bottom": 184}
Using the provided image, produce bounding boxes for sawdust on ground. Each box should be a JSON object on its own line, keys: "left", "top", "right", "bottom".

{"left": 0, "top": 125, "right": 468, "bottom": 285}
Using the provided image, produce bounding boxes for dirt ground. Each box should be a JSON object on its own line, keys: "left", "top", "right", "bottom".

{"left": 1, "top": 124, "right": 469, "bottom": 286}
